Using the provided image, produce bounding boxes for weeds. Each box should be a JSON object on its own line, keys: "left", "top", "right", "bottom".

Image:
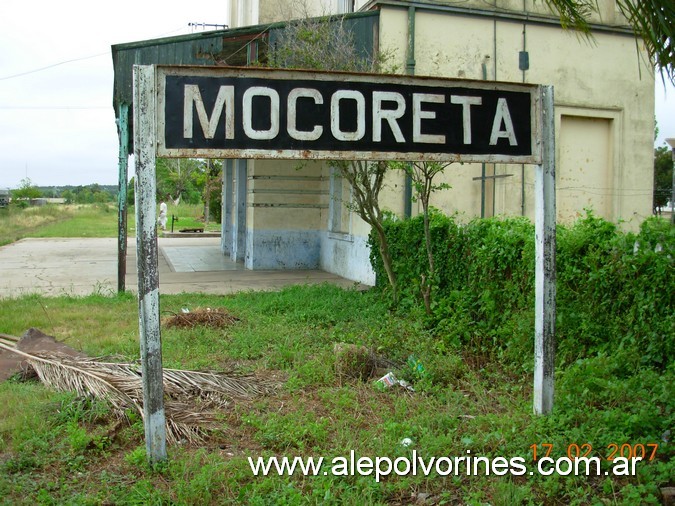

{"left": 0, "top": 202, "right": 220, "bottom": 247}
{"left": 1, "top": 283, "right": 670, "bottom": 503}
{"left": 0, "top": 211, "right": 672, "bottom": 503}
{"left": 0, "top": 204, "right": 69, "bottom": 246}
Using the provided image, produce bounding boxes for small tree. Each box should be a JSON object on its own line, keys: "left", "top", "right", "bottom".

{"left": 391, "top": 161, "right": 452, "bottom": 313}
{"left": 200, "top": 159, "right": 223, "bottom": 225}
{"left": 61, "top": 189, "right": 75, "bottom": 204}
{"left": 269, "top": 12, "right": 384, "bottom": 73}
{"left": 269, "top": 12, "right": 399, "bottom": 298}
{"left": 12, "top": 178, "right": 41, "bottom": 200}
{"left": 332, "top": 160, "right": 397, "bottom": 298}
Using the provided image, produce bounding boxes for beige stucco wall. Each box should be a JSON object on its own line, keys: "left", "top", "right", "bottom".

{"left": 369, "top": 0, "right": 629, "bottom": 28}
{"left": 246, "top": 159, "right": 328, "bottom": 231}
{"left": 229, "top": 0, "right": 652, "bottom": 229}
{"left": 224, "top": 0, "right": 654, "bottom": 281}
{"left": 233, "top": 0, "right": 361, "bottom": 26}
{"left": 376, "top": 5, "right": 654, "bottom": 230}
{"left": 231, "top": 0, "right": 372, "bottom": 26}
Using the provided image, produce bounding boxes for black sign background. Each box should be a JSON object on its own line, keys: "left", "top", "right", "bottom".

{"left": 163, "top": 75, "right": 534, "bottom": 158}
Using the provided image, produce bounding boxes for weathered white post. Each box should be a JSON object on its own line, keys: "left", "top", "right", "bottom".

{"left": 132, "top": 64, "right": 167, "bottom": 462}
{"left": 534, "top": 85, "right": 556, "bottom": 415}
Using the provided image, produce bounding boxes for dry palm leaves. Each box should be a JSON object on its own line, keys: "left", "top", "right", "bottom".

{"left": 0, "top": 341, "right": 279, "bottom": 444}
{"left": 0, "top": 332, "right": 20, "bottom": 347}
{"left": 164, "top": 307, "right": 240, "bottom": 329}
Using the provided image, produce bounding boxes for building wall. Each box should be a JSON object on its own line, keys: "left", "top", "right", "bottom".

{"left": 222, "top": 0, "right": 654, "bottom": 285}
{"left": 243, "top": 159, "right": 328, "bottom": 269}
{"left": 230, "top": 0, "right": 364, "bottom": 27}
{"left": 377, "top": 5, "right": 654, "bottom": 229}
{"left": 368, "top": 0, "right": 628, "bottom": 27}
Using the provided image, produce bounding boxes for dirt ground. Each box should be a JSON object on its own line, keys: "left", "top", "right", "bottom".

{"left": 0, "top": 328, "right": 87, "bottom": 381}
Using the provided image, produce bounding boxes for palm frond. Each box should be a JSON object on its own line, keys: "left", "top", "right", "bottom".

{"left": 0, "top": 341, "right": 281, "bottom": 444}
{"left": 1, "top": 345, "right": 142, "bottom": 414}
{"left": 616, "top": 0, "right": 674, "bottom": 82}
{"left": 543, "top": 0, "right": 674, "bottom": 82}
{"left": 542, "top": 0, "right": 596, "bottom": 32}
{"left": 163, "top": 367, "right": 279, "bottom": 402}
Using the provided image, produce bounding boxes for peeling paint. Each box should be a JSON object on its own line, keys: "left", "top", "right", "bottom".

{"left": 533, "top": 85, "right": 556, "bottom": 416}
{"left": 133, "top": 65, "right": 167, "bottom": 463}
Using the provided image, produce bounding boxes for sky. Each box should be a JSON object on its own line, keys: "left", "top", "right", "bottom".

{"left": 0, "top": 0, "right": 673, "bottom": 190}
{"left": 0, "top": 0, "right": 231, "bottom": 190}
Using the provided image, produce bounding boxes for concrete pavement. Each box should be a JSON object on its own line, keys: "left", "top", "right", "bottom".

{"left": 0, "top": 237, "right": 366, "bottom": 298}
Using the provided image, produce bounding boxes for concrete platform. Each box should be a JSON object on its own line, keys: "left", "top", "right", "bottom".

{"left": 0, "top": 237, "right": 366, "bottom": 298}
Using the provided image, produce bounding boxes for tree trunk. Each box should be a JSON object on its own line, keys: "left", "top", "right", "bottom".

{"left": 373, "top": 220, "right": 397, "bottom": 303}
{"left": 421, "top": 186, "right": 434, "bottom": 315}
{"left": 203, "top": 160, "right": 212, "bottom": 226}
{"left": 204, "top": 184, "right": 211, "bottom": 226}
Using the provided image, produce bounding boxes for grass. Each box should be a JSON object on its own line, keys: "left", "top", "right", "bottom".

{"left": 0, "top": 205, "right": 671, "bottom": 504}
{"left": 0, "top": 204, "right": 70, "bottom": 246}
{"left": 0, "top": 202, "right": 220, "bottom": 246}
{"left": 31, "top": 203, "right": 120, "bottom": 239}
{"left": 162, "top": 201, "right": 221, "bottom": 233}
{"left": 0, "top": 286, "right": 672, "bottom": 505}
{"left": 0, "top": 203, "right": 120, "bottom": 245}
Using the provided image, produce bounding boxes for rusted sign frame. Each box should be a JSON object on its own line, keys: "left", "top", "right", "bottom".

{"left": 132, "top": 64, "right": 556, "bottom": 463}
{"left": 155, "top": 65, "right": 542, "bottom": 165}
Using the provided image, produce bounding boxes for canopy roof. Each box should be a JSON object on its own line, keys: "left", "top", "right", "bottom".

{"left": 111, "top": 10, "right": 379, "bottom": 150}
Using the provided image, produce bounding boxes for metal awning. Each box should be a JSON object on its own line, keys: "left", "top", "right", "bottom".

{"left": 111, "top": 10, "right": 379, "bottom": 146}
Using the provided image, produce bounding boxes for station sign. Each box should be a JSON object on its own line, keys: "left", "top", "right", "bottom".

{"left": 156, "top": 66, "right": 541, "bottom": 164}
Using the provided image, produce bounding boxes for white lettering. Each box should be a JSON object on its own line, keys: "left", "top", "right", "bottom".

{"left": 243, "top": 87, "right": 280, "bottom": 140}
{"left": 183, "top": 84, "right": 234, "bottom": 140}
{"left": 331, "top": 457, "right": 348, "bottom": 476}
{"left": 331, "top": 90, "right": 366, "bottom": 141}
{"left": 538, "top": 457, "right": 555, "bottom": 476}
{"left": 372, "top": 91, "right": 405, "bottom": 143}
{"left": 435, "top": 457, "right": 452, "bottom": 476}
{"left": 612, "top": 457, "right": 642, "bottom": 476}
{"left": 412, "top": 93, "right": 445, "bottom": 144}
{"left": 489, "top": 98, "right": 518, "bottom": 146}
{"left": 450, "top": 95, "right": 482, "bottom": 144}
{"left": 287, "top": 88, "right": 323, "bottom": 141}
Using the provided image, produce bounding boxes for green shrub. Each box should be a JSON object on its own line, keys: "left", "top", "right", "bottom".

{"left": 370, "top": 212, "right": 674, "bottom": 370}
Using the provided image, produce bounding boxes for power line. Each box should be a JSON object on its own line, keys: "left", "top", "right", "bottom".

{"left": 0, "top": 25, "right": 188, "bottom": 82}
{"left": 0, "top": 106, "right": 107, "bottom": 110}
{"left": 500, "top": 179, "right": 655, "bottom": 197}
{"left": 0, "top": 53, "right": 108, "bottom": 81}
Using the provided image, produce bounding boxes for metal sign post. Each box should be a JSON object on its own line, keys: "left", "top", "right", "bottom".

{"left": 133, "top": 65, "right": 167, "bottom": 464}
{"left": 534, "top": 85, "right": 556, "bottom": 415}
{"left": 116, "top": 102, "right": 130, "bottom": 294}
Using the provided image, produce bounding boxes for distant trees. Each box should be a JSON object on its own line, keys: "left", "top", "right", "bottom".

{"left": 9, "top": 181, "right": 116, "bottom": 206}
{"left": 197, "top": 159, "right": 223, "bottom": 225}
{"left": 155, "top": 158, "right": 203, "bottom": 205}
{"left": 134, "top": 158, "right": 225, "bottom": 223}
{"left": 11, "top": 178, "right": 42, "bottom": 200}
{"left": 654, "top": 144, "right": 672, "bottom": 212}
{"left": 61, "top": 184, "right": 115, "bottom": 204}
{"left": 154, "top": 157, "right": 223, "bottom": 214}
